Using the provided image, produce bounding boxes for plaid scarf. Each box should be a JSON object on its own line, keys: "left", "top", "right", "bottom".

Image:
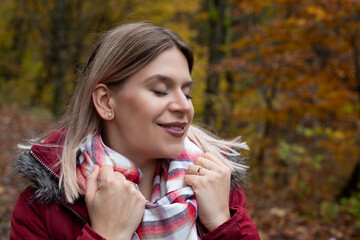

{"left": 77, "top": 133, "right": 202, "bottom": 240}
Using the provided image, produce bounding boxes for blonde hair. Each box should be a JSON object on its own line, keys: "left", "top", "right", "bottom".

{"left": 38, "top": 23, "right": 248, "bottom": 203}
{"left": 187, "top": 125, "right": 248, "bottom": 172}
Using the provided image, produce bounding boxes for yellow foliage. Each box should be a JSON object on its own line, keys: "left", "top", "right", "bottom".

{"left": 305, "top": 5, "right": 327, "bottom": 21}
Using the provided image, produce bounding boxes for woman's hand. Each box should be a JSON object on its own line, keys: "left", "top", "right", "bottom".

{"left": 85, "top": 165, "right": 146, "bottom": 240}
{"left": 184, "top": 152, "right": 232, "bottom": 232}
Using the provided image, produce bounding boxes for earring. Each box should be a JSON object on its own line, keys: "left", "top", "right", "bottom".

{"left": 108, "top": 112, "right": 112, "bottom": 118}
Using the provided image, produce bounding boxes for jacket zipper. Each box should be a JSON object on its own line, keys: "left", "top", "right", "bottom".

{"left": 196, "top": 220, "right": 204, "bottom": 240}
{"left": 60, "top": 201, "right": 88, "bottom": 224}
{"left": 29, "top": 150, "right": 60, "bottom": 180}
{"left": 29, "top": 149, "right": 88, "bottom": 224}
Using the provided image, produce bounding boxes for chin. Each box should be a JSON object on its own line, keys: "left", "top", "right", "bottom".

{"left": 159, "top": 145, "right": 184, "bottom": 159}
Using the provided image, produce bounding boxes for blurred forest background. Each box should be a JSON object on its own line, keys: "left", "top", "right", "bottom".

{"left": 1, "top": 0, "right": 360, "bottom": 239}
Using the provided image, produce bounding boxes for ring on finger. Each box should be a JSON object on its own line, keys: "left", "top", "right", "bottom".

{"left": 197, "top": 166, "right": 202, "bottom": 175}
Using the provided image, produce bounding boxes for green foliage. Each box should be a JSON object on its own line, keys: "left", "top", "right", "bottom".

{"left": 320, "top": 201, "right": 340, "bottom": 221}
{"left": 278, "top": 139, "right": 323, "bottom": 170}
{"left": 0, "top": 0, "right": 203, "bottom": 116}
{"left": 0, "top": 45, "right": 43, "bottom": 108}
{"left": 321, "top": 193, "right": 360, "bottom": 227}
{"left": 278, "top": 139, "right": 306, "bottom": 164}
{"left": 340, "top": 193, "right": 360, "bottom": 227}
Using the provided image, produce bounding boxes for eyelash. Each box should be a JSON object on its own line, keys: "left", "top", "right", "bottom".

{"left": 153, "top": 90, "right": 192, "bottom": 100}
{"left": 153, "top": 90, "right": 168, "bottom": 96}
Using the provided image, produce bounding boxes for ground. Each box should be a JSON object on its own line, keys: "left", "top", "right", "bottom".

{"left": 0, "top": 105, "right": 359, "bottom": 239}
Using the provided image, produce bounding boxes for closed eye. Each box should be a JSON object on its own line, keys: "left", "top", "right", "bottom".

{"left": 153, "top": 90, "right": 168, "bottom": 96}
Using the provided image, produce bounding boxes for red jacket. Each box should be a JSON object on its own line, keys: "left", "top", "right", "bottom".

{"left": 10, "top": 131, "right": 260, "bottom": 239}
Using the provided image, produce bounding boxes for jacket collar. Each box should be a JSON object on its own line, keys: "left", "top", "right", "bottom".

{"left": 30, "top": 130, "right": 66, "bottom": 178}
{"left": 15, "top": 130, "right": 90, "bottom": 223}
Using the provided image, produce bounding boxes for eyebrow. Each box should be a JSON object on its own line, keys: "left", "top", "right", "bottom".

{"left": 144, "top": 74, "right": 193, "bottom": 88}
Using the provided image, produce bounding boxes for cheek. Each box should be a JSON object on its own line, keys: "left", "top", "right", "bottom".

{"left": 121, "top": 97, "right": 165, "bottom": 133}
{"left": 188, "top": 106, "right": 195, "bottom": 121}
{"left": 124, "top": 90, "right": 164, "bottom": 112}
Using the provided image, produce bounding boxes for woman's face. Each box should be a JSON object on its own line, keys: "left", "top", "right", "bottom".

{"left": 106, "top": 47, "right": 194, "bottom": 163}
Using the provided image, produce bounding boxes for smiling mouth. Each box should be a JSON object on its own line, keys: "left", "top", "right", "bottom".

{"left": 157, "top": 122, "right": 187, "bottom": 137}
{"left": 157, "top": 124, "right": 184, "bottom": 131}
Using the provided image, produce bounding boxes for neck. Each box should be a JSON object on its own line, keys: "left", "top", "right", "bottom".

{"left": 102, "top": 129, "right": 158, "bottom": 200}
{"left": 137, "top": 158, "right": 158, "bottom": 200}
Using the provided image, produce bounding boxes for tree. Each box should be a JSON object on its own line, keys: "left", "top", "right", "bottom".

{"left": 226, "top": 0, "right": 360, "bottom": 201}
{"left": 3, "top": 0, "right": 203, "bottom": 116}
{"left": 14, "top": 0, "right": 128, "bottom": 115}
{"left": 203, "top": 0, "right": 229, "bottom": 127}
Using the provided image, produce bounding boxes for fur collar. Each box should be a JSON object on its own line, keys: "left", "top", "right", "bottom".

{"left": 14, "top": 150, "right": 64, "bottom": 203}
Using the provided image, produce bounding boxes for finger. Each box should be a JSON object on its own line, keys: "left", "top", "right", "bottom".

{"left": 203, "top": 152, "right": 232, "bottom": 178}
{"left": 188, "top": 164, "right": 209, "bottom": 176}
{"left": 113, "top": 171, "right": 128, "bottom": 182}
{"left": 127, "top": 181, "right": 140, "bottom": 191}
{"left": 85, "top": 165, "right": 100, "bottom": 201}
{"left": 99, "top": 164, "right": 115, "bottom": 183}
{"left": 195, "top": 156, "right": 219, "bottom": 170}
{"left": 184, "top": 174, "right": 202, "bottom": 189}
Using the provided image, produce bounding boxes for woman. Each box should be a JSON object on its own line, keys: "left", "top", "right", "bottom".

{"left": 11, "top": 22, "right": 260, "bottom": 239}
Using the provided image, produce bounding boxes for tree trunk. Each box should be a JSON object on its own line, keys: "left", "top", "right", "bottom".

{"left": 52, "top": 0, "right": 67, "bottom": 116}
{"left": 203, "top": 0, "right": 227, "bottom": 126}
{"left": 221, "top": 2, "right": 236, "bottom": 136}
{"left": 257, "top": 117, "right": 271, "bottom": 180}
{"left": 221, "top": 71, "right": 235, "bottom": 135}
{"left": 257, "top": 82, "right": 277, "bottom": 180}
{"left": 339, "top": 36, "right": 360, "bottom": 197}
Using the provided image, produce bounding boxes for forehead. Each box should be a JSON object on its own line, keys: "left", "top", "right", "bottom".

{"left": 126, "top": 47, "right": 192, "bottom": 86}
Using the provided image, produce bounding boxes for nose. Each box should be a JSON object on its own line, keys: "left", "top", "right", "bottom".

{"left": 168, "top": 90, "right": 193, "bottom": 114}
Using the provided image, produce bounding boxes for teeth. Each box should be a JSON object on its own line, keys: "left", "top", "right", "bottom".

{"left": 169, "top": 126, "right": 182, "bottom": 131}
{"left": 160, "top": 125, "right": 182, "bottom": 131}
{"left": 158, "top": 124, "right": 184, "bottom": 131}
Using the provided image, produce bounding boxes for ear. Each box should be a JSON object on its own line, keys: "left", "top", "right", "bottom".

{"left": 92, "top": 83, "right": 114, "bottom": 120}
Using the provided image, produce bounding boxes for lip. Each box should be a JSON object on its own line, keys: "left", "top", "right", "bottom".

{"left": 157, "top": 122, "right": 187, "bottom": 137}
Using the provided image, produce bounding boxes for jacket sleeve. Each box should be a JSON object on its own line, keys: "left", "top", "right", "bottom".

{"left": 201, "top": 186, "right": 260, "bottom": 240}
{"left": 75, "top": 224, "right": 107, "bottom": 240}
{"left": 10, "top": 188, "right": 105, "bottom": 240}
